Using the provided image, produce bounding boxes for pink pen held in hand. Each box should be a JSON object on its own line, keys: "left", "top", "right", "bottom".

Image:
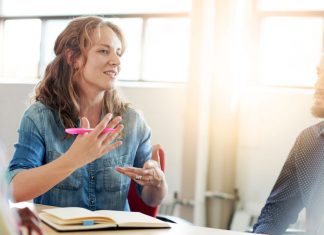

{"left": 65, "top": 128, "right": 116, "bottom": 135}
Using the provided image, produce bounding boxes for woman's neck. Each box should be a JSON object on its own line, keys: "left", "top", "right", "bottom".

{"left": 79, "top": 93, "right": 105, "bottom": 128}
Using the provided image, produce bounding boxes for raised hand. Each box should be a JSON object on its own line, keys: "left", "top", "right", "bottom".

{"left": 115, "top": 145, "right": 165, "bottom": 188}
{"left": 65, "top": 113, "right": 124, "bottom": 168}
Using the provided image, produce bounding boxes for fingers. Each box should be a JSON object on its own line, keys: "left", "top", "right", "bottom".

{"left": 116, "top": 162, "right": 160, "bottom": 176}
{"left": 86, "top": 113, "right": 124, "bottom": 146}
{"left": 27, "top": 208, "right": 40, "bottom": 222}
{"left": 116, "top": 165, "right": 164, "bottom": 188}
{"left": 100, "top": 123, "right": 123, "bottom": 144}
{"left": 80, "top": 117, "right": 90, "bottom": 129}
{"left": 151, "top": 145, "right": 160, "bottom": 162}
{"left": 106, "top": 116, "right": 122, "bottom": 129}
{"left": 143, "top": 159, "right": 159, "bottom": 169}
{"left": 90, "top": 113, "right": 113, "bottom": 137}
{"left": 22, "top": 220, "right": 43, "bottom": 235}
{"left": 102, "top": 139, "right": 123, "bottom": 153}
{"left": 93, "top": 114, "right": 123, "bottom": 145}
{"left": 17, "top": 208, "right": 44, "bottom": 235}
{"left": 67, "top": 113, "right": 124, "bottom": 166}
{"left": 115, "top": 167, "right": 151, "bottom": 186}
{"left": 116, "top": 166, "right": 142, "bottom": 177}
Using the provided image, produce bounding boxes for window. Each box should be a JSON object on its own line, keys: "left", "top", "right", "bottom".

{"left": 258, "top": 0, "right": 324, "bottom": 11}
{"left": 256, "top": 0, "right": 324, "bottom": 87}
{"left": 143, "top": 18, "right": 190, "bottom": 82}
{"left": 40, "top": 20, "right": 70, "bottom": 78}
{"left": 2, "top": 19, "right": 41, "bottom": 82}
{"left": 259, "top": 17, "right": 323, "bottom": 87}
{"left": 0, "top": 0, "right": 191, "bottom": 83}
{"left": 0, "top": 16, "right": 190, "bottom": 83}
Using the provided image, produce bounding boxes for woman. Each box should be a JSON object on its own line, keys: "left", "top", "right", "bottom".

{"left": 8, "top": 16, "right": 167, "bottom": 211}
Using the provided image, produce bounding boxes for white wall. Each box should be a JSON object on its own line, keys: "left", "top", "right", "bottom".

{"left": 0, "top": 84, "right": 35, "bottom": 162}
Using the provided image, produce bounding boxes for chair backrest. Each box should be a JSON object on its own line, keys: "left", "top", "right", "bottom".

{"left": 127, "top": 144, "right": 165, "bottom": 217}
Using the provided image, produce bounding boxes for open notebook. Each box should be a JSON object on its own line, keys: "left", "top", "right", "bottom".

{"left": 39, "top": 207, "right": 171, "bottom": 231}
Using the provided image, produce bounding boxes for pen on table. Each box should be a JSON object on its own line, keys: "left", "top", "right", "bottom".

{"left": 82, "top": 220, "right": 95, "bottom": 226}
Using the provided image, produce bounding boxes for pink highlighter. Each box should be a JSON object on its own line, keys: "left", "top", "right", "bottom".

{"left": 65, "top": 128, "right": 116, "bottom": 135}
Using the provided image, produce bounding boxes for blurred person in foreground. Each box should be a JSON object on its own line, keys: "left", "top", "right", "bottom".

{"left": 253, "top": 54, "right": 324, "bottom": 235}
{"left": 0, "top": 144, "right": 43, "bottom": 235}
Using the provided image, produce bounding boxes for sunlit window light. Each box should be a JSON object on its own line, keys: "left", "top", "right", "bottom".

{"left": 40, "top": 20, "right": 70, "bottom": 78}
{"left": 3, "top": 19, "right": 41, "bottom": 82}
{"left": 1, "top": 0, "right": 192, "bottom": 16}
{"left": 143, "top": 18, "right": 190, "bottom": 82}
{"left": 259, "top": 17, "right": 323, "bottom": 87}
{"left": 258, "top": 0, "right": 324, "bottom": 11}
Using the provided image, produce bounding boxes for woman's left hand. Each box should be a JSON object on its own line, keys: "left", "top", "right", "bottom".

{"left": 115, "top": 153, "right": 165, "bottom": 188}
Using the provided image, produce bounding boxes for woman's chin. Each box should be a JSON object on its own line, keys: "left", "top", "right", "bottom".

{"left": 104, "top": 80, "right": 116, "bottom": 91}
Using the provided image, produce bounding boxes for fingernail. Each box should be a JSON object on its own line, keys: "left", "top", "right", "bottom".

{"left": 105, "top": 113, "right": 112, "bottom": 119}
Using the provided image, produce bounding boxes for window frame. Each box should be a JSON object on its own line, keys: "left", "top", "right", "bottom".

{"left": 254, "top": 6, "right": 324, "bottom": 89}
{"left": 0, "top": 13, "right": 189, "bottom": 84}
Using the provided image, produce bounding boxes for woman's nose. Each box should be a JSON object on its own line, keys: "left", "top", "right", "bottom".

{"left": 108, "top": 53, "right": 120, "bottom": 66}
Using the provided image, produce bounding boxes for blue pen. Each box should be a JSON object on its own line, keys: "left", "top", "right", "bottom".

{"left": 82, "top": 220, "right": 95, "bottom": 226}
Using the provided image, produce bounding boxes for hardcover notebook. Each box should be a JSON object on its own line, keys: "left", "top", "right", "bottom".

{"left": 39, "top": 207, "right": 171, "bottom": 231}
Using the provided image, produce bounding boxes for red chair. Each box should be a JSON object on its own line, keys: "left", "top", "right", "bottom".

{"left": 127, "top": 144, "right": 165, "bottom": 217}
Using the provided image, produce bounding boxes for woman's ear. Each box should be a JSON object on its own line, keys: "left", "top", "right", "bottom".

{"left": 74, "top": 58, "right": 82, "bottom": 70}
{"left": 64, "top": 49, "right": 82, "bottom": 69}
{"left": 64, "top": 49, "right": 76, "bottom": 66}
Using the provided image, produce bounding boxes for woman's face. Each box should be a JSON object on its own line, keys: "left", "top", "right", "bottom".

{"left": 76, "top": 25, "right": 122, "bottom": 95}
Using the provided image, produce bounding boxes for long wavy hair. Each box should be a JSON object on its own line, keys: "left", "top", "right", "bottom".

{"left": 35, "top": 16, "right": 129, "bottom": 128}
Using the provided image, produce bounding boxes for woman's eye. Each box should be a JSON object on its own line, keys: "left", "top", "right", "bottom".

{"left": 99, "top": 49, "right": 109, "bottom": 55}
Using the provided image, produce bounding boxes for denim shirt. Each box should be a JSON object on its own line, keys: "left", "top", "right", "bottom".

{"left": 8, "top": 102, "right": 152, "bottom": 211}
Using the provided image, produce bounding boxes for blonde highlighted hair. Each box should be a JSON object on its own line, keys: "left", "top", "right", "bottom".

{"left": 35, "top": 16, "right": 129, "bottom": 128}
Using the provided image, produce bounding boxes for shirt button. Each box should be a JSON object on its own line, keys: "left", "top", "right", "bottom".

{"left": 90, "top": 200, "right": 94, "bottom": 204}
{"left": 91, "top": 176, "right": 95, "bottom": 180}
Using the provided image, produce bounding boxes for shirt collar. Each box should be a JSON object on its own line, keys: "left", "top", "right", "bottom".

{"left": 319, "top": 124, "right": 324, "bottom": 136}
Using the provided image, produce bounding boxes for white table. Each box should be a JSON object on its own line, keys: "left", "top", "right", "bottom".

{"left": 33, "top": 204, "right": 251, "bottom": 235}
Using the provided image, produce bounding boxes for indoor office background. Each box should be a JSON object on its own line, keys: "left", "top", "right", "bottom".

{"left": 0, "top": 0, "right": 323, "bottom": 232}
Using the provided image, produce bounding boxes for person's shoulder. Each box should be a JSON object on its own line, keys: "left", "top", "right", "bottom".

{"left": 123, "top": 107, "right": 145, "bottom": 121}
{"left": 122, "top": 107, "right": 150, "bottom": 133}
{"left": 293, "top": 121, "right": 324, "bottom": 156}
{"left": 298, "top": 121, "right": 324, "bottom": 139}
{"left": 23, "top": 101, "right": 54, "bottom": 120}
{"left": 24, "top": 101, "right": 49, "bottom": 113}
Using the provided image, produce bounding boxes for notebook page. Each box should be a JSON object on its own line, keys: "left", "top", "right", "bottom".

{"left": 43, "top": 207, "right": 105, "bottom": 220}
{"left": 96, "top": 210, "right": 164, "bottom": 225}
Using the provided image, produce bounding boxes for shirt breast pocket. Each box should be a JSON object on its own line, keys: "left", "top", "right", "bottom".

{"left": 48, "top": 150, "right": 82, "bottom": 190}
{"left": 99, "top": 154, "right": 131, "bottom": 192}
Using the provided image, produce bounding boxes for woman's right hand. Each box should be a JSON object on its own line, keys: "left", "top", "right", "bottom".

{"left": 65, "top": 113, "right": 124, "bottom": 168}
